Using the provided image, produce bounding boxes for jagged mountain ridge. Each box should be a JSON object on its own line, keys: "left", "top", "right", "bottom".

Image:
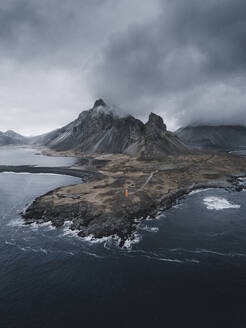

{"left": 176, "top": 125, "right": 246, "bottom": 150}
{"left": 0, "top": 130, "right": 27, "bottom": 146}
{"left": 36, "top": 99, "right": 189, "bottom": 159}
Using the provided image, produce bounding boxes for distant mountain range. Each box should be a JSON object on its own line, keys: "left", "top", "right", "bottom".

{"left": 0, "top": 130, "right": 27, "bottom": 146}
{"left": 176, "top": 125, "right": 246, "bottom": 151}
{"left": 3, "top": 100, "right": 246, "bottom": 154}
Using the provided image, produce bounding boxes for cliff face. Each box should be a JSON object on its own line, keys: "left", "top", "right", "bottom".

{"left": 36, "top": 99, "right": 189, "bottom": 159}
{"left": 176, "top": 125, "right": 246, "bottom": 151}
{"left": 141, "top": 113, "right": 189, "bottom": 159}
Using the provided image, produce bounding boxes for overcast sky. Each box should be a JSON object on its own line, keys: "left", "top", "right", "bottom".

{"left": 0, "top": 0, "right": 246, "bottom": 135}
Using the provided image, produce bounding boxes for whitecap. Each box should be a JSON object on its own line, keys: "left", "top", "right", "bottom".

{"left": 29, "top": 222, "right": 41, "bottom": 231}
{"left": 5, "top": 240, "right": 16, "bottom": 246}
{"left": 189, "top": 188, "right": 211, "bottom": 195}
{"left": 139, "top": 225, "right": 159, "bottom": 233}
{"left": 158, "top": 257, "right": 184, "bottom": 263}
{"left": 185, "top": 258, "right": 200, "bottom": 264}
{"left": 38, "top": 221, "right": 56, "bottom": 230}
{"left": 40, "top": 248, "right": 48, "bottom": 254}
{"left": 168, "top": 247, "right": 246, "bottom": 258}
{"left": 155, "top": 213, "right": 166, "bottom": 220}
{"left": 122, "top": 233, "right": 141, "bottom": 249}
{"left": 82, "top": 251, "right": 104, "bottom": 259}
{"left": 62, "top": 225, "right": 80, "bottom": 238}
{"left": 7, "top": 217, "right": 24, "bottom": 227}
{"left": 203, "top": 196, "right": 240, "bottom": 210}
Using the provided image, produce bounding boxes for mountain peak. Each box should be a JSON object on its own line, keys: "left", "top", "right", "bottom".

{"left": 93, "top": 99, "right": 106, "bottom": 108}
{"left": 146, "top": 112, "right": 167, "bottom": 132}
{"left": 89, "top": 98, "right": 118, "bottom": 119}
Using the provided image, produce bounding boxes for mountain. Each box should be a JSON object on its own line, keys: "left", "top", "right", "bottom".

{"left": 176, "top": 125, "right": 246, "bottom": 151}
{"left": 0, "top": 130, "right": 27, "bottom": 146}
{"left": 35, "top": 99, "right": 189, "bottom": 159}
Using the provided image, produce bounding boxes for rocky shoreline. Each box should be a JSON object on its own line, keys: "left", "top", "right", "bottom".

{"left": 21, "top": 151, "right": 246, "bottom": 246}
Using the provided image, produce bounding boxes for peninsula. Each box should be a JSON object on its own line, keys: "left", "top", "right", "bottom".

{"left": 21, "top": 151, "right": 246, "bottom": 245}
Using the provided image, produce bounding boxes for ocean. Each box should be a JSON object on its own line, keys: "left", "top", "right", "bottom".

{"left": 0, "top": 147, "right": 246, "bottom": 327}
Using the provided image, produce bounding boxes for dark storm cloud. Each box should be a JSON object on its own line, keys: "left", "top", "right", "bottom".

{"left": 91, "top": 0, "right": 246, "bottom": 128}
{"left": 1, "top": 0, "right": 246, "bottom": 134}
{"left": 0, "top": 0, "right": 159, "bottom": 134}
{"left": 0, "top": 0, "right": 115, "bottom": 66}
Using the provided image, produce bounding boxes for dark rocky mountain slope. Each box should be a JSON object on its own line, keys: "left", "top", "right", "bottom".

{"left": 35, "top": 99, "right": 189, "bottom": 159}
{"left": 176, "top": 125, "right": 246, "bottom": 151}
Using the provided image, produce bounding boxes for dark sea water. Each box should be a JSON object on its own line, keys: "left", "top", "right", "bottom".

{"left": 1, "top": 147, "right": 246, "bottom": 328}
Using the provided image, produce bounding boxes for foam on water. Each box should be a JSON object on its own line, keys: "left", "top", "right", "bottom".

{"left": 120, "top": 249, "right": 195, "bottom": 264}
{"left": 5, "top": 240, "right": 49, "bottom": 255}
{"left": 168, "top": 248, "right": 246, "bottom": 258}
{"left": 122, "top": 233, "right": 142, "bottom": 249}
{"left": 190, "top": 188, "right": 211, "bottom": 195}
{"left": 139, "top": 225, "right": 159, "bottom": 233}
{"left": 7, "top": 217, "right": 25, "bottom": 227}
{"left": 84, "top": 234, "right": 114, "bottom": 244}
{"left": 82, "top": 251, "right": 104, "bottom": 259}
{"left": 203, "top": 196, "right": 240, "bottom": 210}
{"left": 61, "top": 222, "right": 80, "bottom": 238}
{"left": 39, "top": 221, "right": 56, "bottom": 230}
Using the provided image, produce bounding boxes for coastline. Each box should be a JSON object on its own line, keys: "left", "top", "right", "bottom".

{"left": 0, "top": 165, "right": 101, "bottom": 180}
{"left": 21, "top": 151, "right": 246, "bottom": 246}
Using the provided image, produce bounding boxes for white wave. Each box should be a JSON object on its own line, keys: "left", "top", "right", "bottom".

{"left": 168, "top": 247, "right": 246, "bottom": 258}
{"left": 207, "top": 232, "right": 225, "bottom": 237}
{"left": 185, "top": 258, "right": 200, "bottom": 264}
{"left": 158, "top": 257, "right": 183, "bottom": 263}
{"left": 132, "top": 250, "right": 183, "bottom": 263}
{"left": 38, "top": 221, "right": 56, "bottom": 230}
{"left": 62, "top": 225, "right": 80, "bottom": 238}
{"left": 194, "top": 248, "right": 246, "bottom": 257}
{"left": 190, "top": 188, "right": 211, "bottom": 195}
{"left": 139, "top": 225, "right": 159, "bottom": 233}
{"left": 84, "top": 234, "right": 109, "bottom": 243}
{"left": 40, "top": 248, "right": 48, "bottom": 254}
{"left": 5, "top": 241, "right": 49, "bottom": 255}
{"left": 155, "top": 213, "right": 166, "bottom": 220}
{"left": 63, "top": 251, "right": 75, "bottom": 256}
{"left": 122, "top": 233, "right": 141, "bottom": 249}
{"left": 29, "top": 222, "right": 41, "bottom": 230}
{"left": 203, "top": 196, "right": 240, "bottom": 210}
{"left": 29, "top": 221, "right": 54, "bottom": 231}
{"left": 5, "top": 240, "right": 16, "bottom": 246}
{"left": 7, "top": 217, "right": 24, "bottom": 227}
{"left": 84, "top": 235, "right": 122, "bottom": 250}
{"left": 24, "top": 246, "right": 40, "bottom": 253}
{"left": 82, "top": 251, "right": 104, "bottom": 259}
